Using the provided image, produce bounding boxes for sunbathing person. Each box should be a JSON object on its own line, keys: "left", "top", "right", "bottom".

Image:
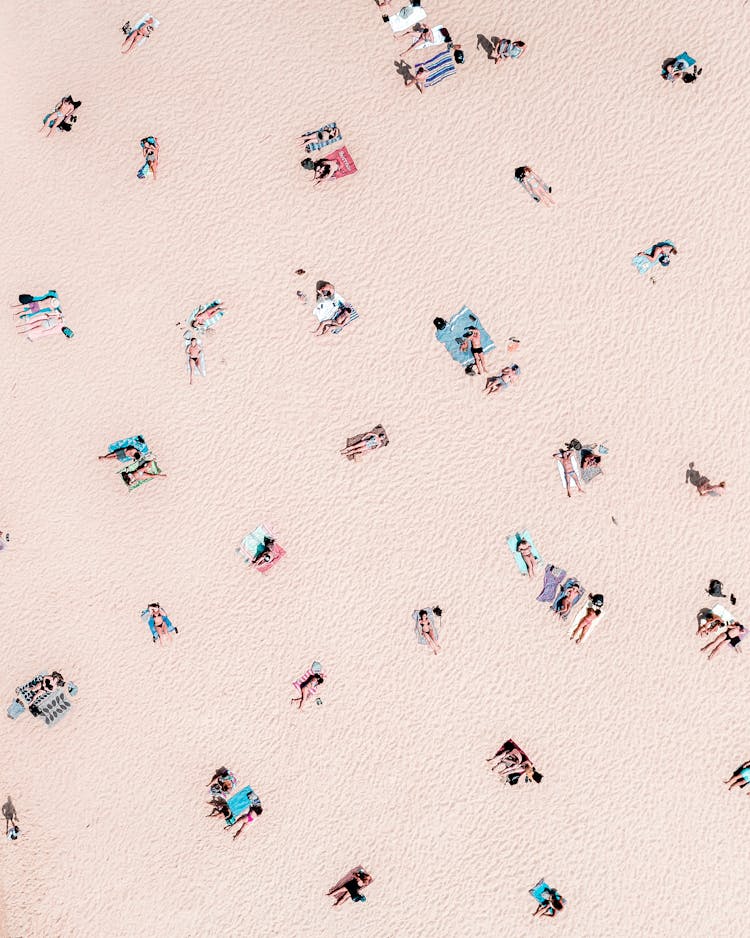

{"left": 580, "top": 449, "right": 602, "bottom": 472}
{"left": 484, "top": 365, "right": 520, "bottom": 393}
{"left": 300, "top": 124, "right": 339, "bottom": 148}
{"left": 40, "top": 97, "right": 80, "bottom": 137}
{"left": 701, "top": 623, "right": 746, "bottom": 660}
{"left": 486, "top": 741, "right": 525, "bottom": 772}
{"left": 533, "top": 887, "right": 565, "bottom": 918}
{"left": 98, "top": 444, "right": 141, "bottom": 461}
{"left": 417, "top": 609, "right": 441, "bottom": 655}
{"left": 186, "top": 336, "right": 204, "bottom": 384}
{"left": 291, "top": 672, "right": 325, "bottom": 709}
{"left": 16, "top": 314, "right": 74, "bottom": 341}
{"left": 137, "top": 136, "right": 160, "bottom": 180}
{"left": 328, "top": 868, "right": 373, "bottom": 907}
{"left": 554, "top": 448, "right": 583, "bottom": 497}
{"left": 636, "top": 242, "right": 677, "bottom": 267}
{"left": 696, "top": 610, "right": 726, "bottom": 637}
{"left": 300, "top": 156, "right": 341, "bottom": 184}
{"left": 190, "top": 302, "right": 225, "bottom": 328}
{"left": 24, "top": 672, "right": 65, "bottom": 708}
{"left": 226, "top": 802, "right": 263, "bottom": 839}
{"left": 553, "top": 581, "right": 584, "bottom": 618}
{"left": 404, "top": 65, "right": 428, "bottom": 93}
{"left": 316, "top": 281, "right": 336, "bottom": 300}
{"left": 340, "top": 428, "right": 389, "bottom": 458}
{"left": 313, "top": 306, "right": 352, "bottom": 336}
{"left": 724, "top": 761, "right": 750, "bottom": 792}
{"left": 122, "top": 459, "right": 166, "bottom": 486}
{"left": 490, "top": 38, "right": 526, "bottom": 63}
{"left": 401, "top": 24, "right": 451, "bottom": 56}
{"left": 121, "top": 16, "right": 155, "bottom": 53}
{"left": 145, "top": 603, "right": 176, "bottom": 643}
{"left": 516, "top": 539, "right": 537, "bottom": 577}
{"left": 515, "top": 166, "right": 554, "bottom": 206}
{"left": 569, "top": 596, "right": 603, "bottom": 644}
{"left": 12, "top": 298, "right": 62, "bottom": 319}
{"left": 208, "top": 767, "right": 237, "bottom": 796}
{"left": 15, "top": 290, "right": 58, "bottom": 305}
{"left": 460, "top": 327, "right": 486, "bottom": 375}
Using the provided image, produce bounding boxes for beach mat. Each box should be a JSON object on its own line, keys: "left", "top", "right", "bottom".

{"left": 302, "top": 123, "right": 342, "bottom": 152}
{"left": 239, "top": 525, "right": 285, "bottom": 572}
{"left": 388, "top": 4, "right": 426, "bottom": 32}
{"left": 417, "top": 49, "right": 456, "bottom": 86}
{"left": 128, "top": 13, "right": 160, "bottom": 44}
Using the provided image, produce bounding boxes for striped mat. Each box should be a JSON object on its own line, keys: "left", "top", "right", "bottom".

{"left": 417, "top": 49, "right": 456, "bottom": 87}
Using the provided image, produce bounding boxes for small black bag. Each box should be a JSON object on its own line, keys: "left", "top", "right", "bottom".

{"left": 454, "top": 48, "right": 464, "bottom": 64}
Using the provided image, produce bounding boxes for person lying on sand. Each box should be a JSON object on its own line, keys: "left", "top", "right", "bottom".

{"left": 16, "top": 313, "right": 74, "bottom": 341}
{"left": 190, "top": 302, "right": 225, "bottom": 328}
{"left": 553, "top": 448, "right": 583, "bottom": 498}
{"left": 701, "top": 622, "right": 746, "bottom": 660}
{"left": 460, "top": 327, "right": 486, "bottom": 375}
{"left": 122, "top": 460, "right": 166, "bottom": 486}
{"left": 328, "top": 868, "right": 373, "bottom": 907}
{"left": 724, "top": 761, "right": 750, "bottom": 792}
{"left": 186, "top": 337, "right": 204, "bottom": 384}
{"left": 400, "top": 24, "right": 451, "bottom": 57}
{"left": 137, "top": 136, "right": 159, "bottom": 180}
{"left": 11, "top": 298, "right": 62, "bottom": 319}
{"left": 208, "top": 767, "right": 236, "bottom": 796}
{"left": 312, "top": 306, "right": 353, "bottom": 336}
{"left": 121, "top": 17, "right": 155, "bottom": 54}
{"left": 417, "top": 609, "right": 441, "bottom": 655}
{"left": 569, "top": 594, "right": 604, "bottom": 644}
{"left": 23, "top": 672, "right": 65, "bottom": 708}
{"left": 553, "top": 582, "right": 584, "bottom": 618}
{"left": 98, "top": 444, "right": 142, "bottom": 461}
{"left": 226, "top": 802, "right": 263, "bottom": 839}
{"left": 146, "top": 603, "right": 177, "bottom": 643}
{"left": 533, "top": 886, "right": 565, "bottom": 917}
{"left": 291, "top": 672, "right": 325, "bottom": 709}
{"left": 300, "top": 156, "right": 341, "bottom": 184}
{"left": 40, "top": 97, "right": 80, "bottom": 137}
{"left": 486, "top": 741, "right": 526, "bottom": 772}
{"left": 636, "top": 242, "right": 677, "bottom": 267}
{"left": 515, "top": 166, "right": 554, "bottom": 206}
{"left": 251, "top": 536, "right": 275, "bottom": 567}
{"left": 696, "top": 610, "right": 726, "bottom": 637}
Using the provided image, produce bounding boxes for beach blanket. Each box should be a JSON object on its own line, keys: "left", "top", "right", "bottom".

{"left": 567, "top": 602, "right": 605, "bottom": 644}
{"left": 293, "top": 666, "right": 326, "bottom": 697}
{"left": 435, "top": 306, "right": 495, "bottom": 367}
{"left": 225, "top": 785, "right": 260, "bottom": 826}
{"left": 328, "top": 146, "right": 358, "bottom": 180}
{"left": 15, "top": 674, "right": 47, "bottom": 706}
{"left": 632, "top": 240, "right": 675, "bottom": 274}
{"left": 30, "top": 687, "right": 72, "bottom": 727}
{"left": 108, "top": 435, "right": 149, "bottom": 461}
{"left": 416, "top": 49, "right": 456, "bottom": 87}
{"left": 302, "top": 123, "right": 342, "bottom": 152}
{"left": 579, "top": 445, "right": 604, "bottom": 484}
{"left": 413, "top": 25, "right": 448, "bottom": 51}
{"left": 506, "top": 531, "right": 541, "bottom": 576}
{"left": 710, "top": 604, "right": 736, "bottom": 626}
{"left": 188, "top": 300, "right": 225, "bottom": 333}
{"left": 556, "top": 452, "right": 582, "bottom": 491}
{"left": 238, "top": 525, "right": 285, "bottom": 573}
{"left": 412, "top": 609, "right": 440, "bottom": 645}
{"left": 127, "top": 13, "right": 160, "bottom": 44}
{"left": 388, "top": 4, "right": 426, "bottom": 33}
{"left": 536, "top": 565, "right": 566, "bottom": 603}
{"left": 551, "top": 578, "right": 584, "bottom": 619}
{"left": 120, "top": 457, "right": 163, "bottom": 490}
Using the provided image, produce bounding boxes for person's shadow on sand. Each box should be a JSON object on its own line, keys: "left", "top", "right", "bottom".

{"left": 394, "top": 59, "right": 414, "bottom": 85}
{"left": 476, "top": 34, "right": 496, "bottom": 59}
{"left": 685, "top": 461, "right": 705, "bottom": 489}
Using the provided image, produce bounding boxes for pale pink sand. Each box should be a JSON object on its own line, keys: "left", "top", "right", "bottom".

{"left": 1, "top": 0, "right": 749, "bottom": 935}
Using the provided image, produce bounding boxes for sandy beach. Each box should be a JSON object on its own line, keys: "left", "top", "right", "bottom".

{"left": 2, "top": 0, "right": 750, "bottom": 935}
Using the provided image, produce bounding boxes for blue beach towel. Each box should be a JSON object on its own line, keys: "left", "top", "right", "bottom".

{"left": 108, "top": 435, "right": 149, "bottom": 461}
{"left": 417, "top": 49, "right": 456, "bottom": 87}
{"left": 225, "top": 786, "right": 260, "bottom": 825}
{"left": 302, "top": 123, "right": 342, "bottom": 152}
{"left": 412, "top": 608, "right": 439, "bottom": 645}
{"left": 530, "top": 880, "right": 552, "bottom": 904}
{"left": 632, "top": 240, "right": 674, "bottom": 274}
{"left": 140, "top": 608, "right": 176, "bottom": 639}
{"left": 435, "top": 306, "right": 495, "bottom": 367}
{"left": 551, "top": 578, "right": 584, "bottom": 617}
{"left": 506, "top": 531, "right": 541, "bottom": 575}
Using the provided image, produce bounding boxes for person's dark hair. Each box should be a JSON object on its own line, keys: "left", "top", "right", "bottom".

{"left": 51, "top": 671, "right": 64, "bottom": 684}
{"left": 682, "top": 71, "right": 696, "bottom": 83}
{"left": 514, "top": 166, "right": 529, "bottom": 181}
{"left": 315, "top": 161, "right": 333, "bottom": 179}
{"left": 433, "top": 317, "right": 447, "bottom": 330}
{"left": 432, "top": 606, "right": 442, "bottom": 617}
{"left": 440, "top": 28, "right": 452, "bottom": 43}
{"left": 315, "top": 674, "right": 324, "bottom": 685}
{"left": 515, "top": 41, "right": 525, "bottom": 48}
{"left": 253, "top": 804, "right": 263, "bottom": 815}
{"left": 419, "top": 609, "right": 429, "bottom": 617}
{"left": 550, "top": 897, "right": 563, "bottom": 911}
{"left": 300, "top": 158, "right": 314, "bottom": 171}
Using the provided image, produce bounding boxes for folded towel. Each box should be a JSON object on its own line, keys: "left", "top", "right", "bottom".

{"left": 536, "top": 565, "right": 566, "bottom": 603}
{"left": 388, "top": 4, "right": 426, "bottom": 33}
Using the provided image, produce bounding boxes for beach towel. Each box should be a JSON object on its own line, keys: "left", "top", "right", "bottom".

{"left": 127, "top": 13, "right": 160, "bottom": 44}
{"left": 15, "top": 674, "right": 47, "bottom": 706}
{"left": 29, "top": 688, "right": 72, "bottom": 727}
{"left": 238, "top": 525, "right": 285, "bottom": 573}
{"left": 108, "top": 435, "right": 149, "bottom": 462}
{"left": 412, "top": 609, "right": 440, "bottom": 645}
{"left": 188, "top": 300, "right": 225, "bottom": 333}
{"left": 225, "top": 785, "right": 260, "bottom": 826}
{"left": 530, "top": 880, "right": 566, "bottom": 913}
{"left": 662, "top": 51, "right": 696, "bottom": 79}
{"left": 710, "top": 604, "right": 736, "bottom": 626}
{"left": 302, "top": 123, "right": 342, "bottom": 152}
{"left": 416, "top": 49, "right": 456, "bottom": 87}
{"left": 413, "top": 25, "right": 448, "bottom": 51}
{"left": 556, "top": 452, "right": 582, "bottom": 491}
{"left": 344, "top": 425, "right": 388, "bottom": 461}
{"left": 120, "top": 457, "right": 163, "bottom": 490}
{"left": 567, "top": 602, "right": 605, "bottom": 644}
{"left": 506, "top": 531, "right": 541, "bottom": 576}
{"left": 329, "top": 146, "right": 358, "bottom": 180}
{"left": 536, "top": 565, "right": 567, "bottom": 603}
{"left": 551, "top": 578, "right": 584, "bottom": 619}
{"left": 293, "top": 666, "right": 326, "bottom": 696}
{"left": 579, "top": 446, "right": 604, "bottom": 484}
{"left": 388, "top": 4, "right": 426, "bottom": 33}
{"left": 632, "top": 240, "right": 675, "bottom": 274}
{"left": 140, "top": 608, "right": 177, "bottom": 639}
{"left": 435, "top": 306, "right": 495, "bottom": 367}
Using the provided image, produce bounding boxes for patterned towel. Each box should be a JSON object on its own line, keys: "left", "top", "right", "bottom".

{"left": 536, "top": 565, "right": 566, "bottom": 603}
{"left": 16, "top": 674, "right": 46, "bottom": 705}
{"left": 417, "top": 49, "right": 456, "bottom": 86}
{"left": 303, "top": 123, "right": 342, "bottom": 152}
{"left": 120, "top": 457, "right": 163, "bottom": 490}
{"left": 30, "top": 688, "right": 72, "bottom": 727}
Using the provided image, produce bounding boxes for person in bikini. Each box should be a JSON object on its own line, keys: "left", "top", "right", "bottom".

{"left": 121, "top": 16, "right": 155, "bottom": 54}
{"left": 226, "top": 801, "right": 263, "bottom": 839}
{"left": 186, "top": 336, "right": 204, "bottom": 384}
{"left": 515, "top": 166, "right": 554, "bottom": 206}
{"left": 328, "top": 868, "right": 373, "bottom": 907}
{"left": 417, "top": 609, "right": 441, "bottom": 655}
{"left": 569, "top": 595, "right": 603, "bottom": 644}
{"left": 98, "top": 444, "right": 142, "bottom": 461}
{"left": 554, "top": 448, "right": 584, "bottom": 497}
{"left": 484, "top": 364, "right": 521, "bottom": 393}
{"left": 122, "top": 459, "right": 166, "bottom": 486}
{"left": 312, "top": 306, "right": 352, "bottom": 336}
{"left": 696, "top": 610, "right": 726, "bottom": 637}
{"left": 291, "top": 672, "right": 325, "bottom": 708}
{"left": 516, "top": 539, "right": 537, "bottom": 577}
{"left": 190, "top": 302, "right": 225, "bottom": 328}
{"left": 700, "top": 622, "right": 746, "bottom": 660}
{"left": 553, "top": 582, "right": 584, "bottom": 619}
{"left": 460, "top": 327, "right": 487, "bottom": 375}
{"left": 340, "top": 428, "right": 388, "bottom": 459}
{"left": 252, "top": 536, "right": 276, "bottom": 566}
{"left": 146, "top": 603, "right": 176, "bottom": 643}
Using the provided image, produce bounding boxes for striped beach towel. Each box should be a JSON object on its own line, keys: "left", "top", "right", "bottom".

{"left": 303, "top": 123, "right": 342, "bottom": 152}
{"left": 417, "top": 49, "right": 456, "bottom": 87}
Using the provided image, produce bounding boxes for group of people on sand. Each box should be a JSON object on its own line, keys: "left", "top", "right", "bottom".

{"left": 487, "top": 739, "right": 543, "bottom": 786}
{"left": 11, "top": 291, "right": 74, "bottom": 341}
{"left": 97, "top": 439, "right": 166, "bottom": 488}
{"left": 205, "top": 768, "right": 263, "bottom": 840}
{"left": 554, "top": 440, "right": 606, "bottom": 497}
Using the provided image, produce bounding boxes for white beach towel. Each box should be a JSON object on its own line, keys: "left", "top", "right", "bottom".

{"left": 389, "top": 4, "right": 426, "bottom": 33}
{"left": 414, "top": 26, "right": 447, "bottom": 50}
{"left": 556, "top": 452, "right": 582, "bottom": 490}
{"left": 567, "top": 603, "right": 605, "bottom": 644}
{"left": 130, "top": 13, "right": 160, "bottom": 44}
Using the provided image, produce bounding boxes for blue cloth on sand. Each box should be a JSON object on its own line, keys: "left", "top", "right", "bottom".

{"left": 434, "top": 306, "right": 495, "bottom": 366}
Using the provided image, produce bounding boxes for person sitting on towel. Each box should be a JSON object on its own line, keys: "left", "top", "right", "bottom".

{"left": 533, "top": 886, "right": 565, "bottom": 917}
{"left": 300, "top": 155, "right": 340, "bottom": 184}
{"left": 98, "top": 441, "right": 144, "bottom": 461}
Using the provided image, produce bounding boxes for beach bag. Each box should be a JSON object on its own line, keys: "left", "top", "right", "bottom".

{"left": 7, "top": 699, "right": 25, "bottom": 720}
{"left": 454, "top": 48, "right": 464, "bottom": 64}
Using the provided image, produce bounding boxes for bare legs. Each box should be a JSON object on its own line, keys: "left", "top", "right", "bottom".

{"left": 700, "top": 633, "right": 728, "bottom": 659}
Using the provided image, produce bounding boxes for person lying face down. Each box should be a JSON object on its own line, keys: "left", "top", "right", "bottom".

{"left": 569, "top": 594, "right": 604, "bottom": 644}
{"left": 224, "top": 799, "right": 263, "bottom": 840}
{"left": 700, "top": 622, "right": 746, "bottom": 660}
{"left": 484, "top": 365, "right": 521, "bottom": 394}
{"left": 291, "top": 672, "right": 325, "bottom": 709}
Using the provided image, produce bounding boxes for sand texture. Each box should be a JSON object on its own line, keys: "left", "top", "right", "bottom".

{"left": 2, "top": 0, "right": 750, "bottom": 934}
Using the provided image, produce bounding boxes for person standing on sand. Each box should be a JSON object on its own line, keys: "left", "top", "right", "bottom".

{"left": 404, "top": 65, "right": 428, "bottom": 93}
{"left": 460, "top": 326, "right": 486, "bottom": 375}
{"left": 554, "top": 449, "right": 583, "bottom": 497}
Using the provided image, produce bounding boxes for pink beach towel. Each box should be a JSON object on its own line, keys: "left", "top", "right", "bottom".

{"left": 293, "top": 669, "right": 326, "bottom": 694}
{"left": 329, "top": 146, "right": 358, "bottom": 180}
